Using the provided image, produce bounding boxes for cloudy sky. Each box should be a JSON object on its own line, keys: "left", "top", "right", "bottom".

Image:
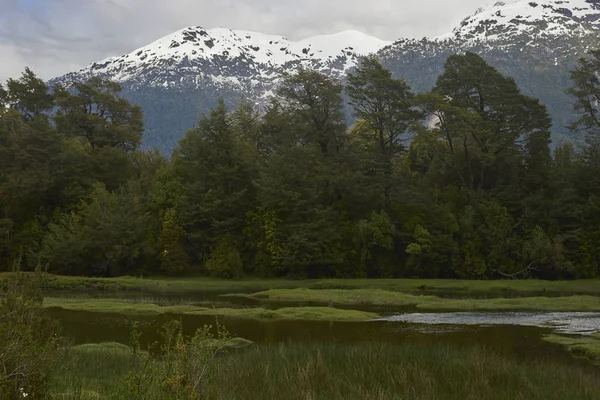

{"left": 0, "top": 0, "right": 486, "bottom": 82}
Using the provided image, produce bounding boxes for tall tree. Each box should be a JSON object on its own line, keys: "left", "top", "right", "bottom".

{"left": 346, "top": 57, "right": 419, "bottom": 157}
{"left": 568, "top": 50, "right": 600, "bottom": 194}
{"left": 53, "top": 77, "right": 143, "bottom": 152}
{"left": 420, "top": 52, "right": 552, "bottom": 195}
{"left": 174, "top": 100, "right": 257, "bottom": 274}
{"left": 0, "top": 83, "right": 7, "bottom": 109}
{"left": 4, "top": 68, "right": 54, "bottom": 122}
{"left": 277, "top": 68, "right": 347, "bottom": 155}
{"left": 568, "top": 50, "right": 600, "bottom": 137}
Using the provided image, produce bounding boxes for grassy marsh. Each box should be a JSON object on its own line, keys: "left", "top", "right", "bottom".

{"left": 50, "top": 341, "right": 600, "bottom": 400}
{"left": 544, "top": 333, "right": 600, "bottom": 363}
{"left": 244, "top": 288, "right": 600, "bottom": 311}
{"left": 51, "top": 343, "right": 134, "bottom": 399}
{"left": 43, "top": 297, "right": 379, "bottom": 321}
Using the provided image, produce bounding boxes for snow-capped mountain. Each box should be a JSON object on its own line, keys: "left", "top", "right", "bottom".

{"left": 52, "top": 28, "right": 390, "bottom": 152}
{"left": 441, "top": 0, "right": 600, "bottom": 42}
{"left": 379, "top": 0, "right": 600, "bottom": 145}
{"left": 59, "top": 28, "right": 390, "bottom": 91}
{"left": 52, "top": 0, "right": 600, "bottom": 153}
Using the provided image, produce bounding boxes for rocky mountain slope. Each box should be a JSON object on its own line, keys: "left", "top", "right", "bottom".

{"left": 52, "top": 29, "right": 391, "bottom": 152}
{"left": 380, "top": 0, "right": 600, "bottom": 145}
{"left": 52, "top": 0, "right": 600, "bottom": 153}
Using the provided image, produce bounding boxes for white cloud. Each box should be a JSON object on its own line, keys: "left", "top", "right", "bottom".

{"left": 0, "top": 0, "right": 485, "bottom": 81}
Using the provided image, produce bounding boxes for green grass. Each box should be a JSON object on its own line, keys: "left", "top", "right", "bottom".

{"left": 418, "top": 295, "right": 600, "bottom": 311}
{"left": 245, "top": 288, "right": 600, "bottom": 311}
{"left": 543, "top": 333, "right": 600, "bottom": 362}
{"left": 50, "top": 341, "right": 600, "bottom": 400}
{"left": 51, "top": 343, "right": 134, "bottom": 399}
{"left": 43, "top": 297, "right": 378, "bottom": 321}
{"left": 4, "top": 272, "right": 600, "bottom": 297}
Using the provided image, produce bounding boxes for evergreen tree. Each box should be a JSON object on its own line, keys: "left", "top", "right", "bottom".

{"left": 568, "top": 50, "right": 600, "bottom": 195}
{"left": 173, "top": 100, "right": 257, "bottom": 270}
{"left": 568, "top": 50, "right": 600, "bottom": 137}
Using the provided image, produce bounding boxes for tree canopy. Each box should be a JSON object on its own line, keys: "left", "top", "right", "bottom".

{"left": 1, "top": 53, "right": 599, "bottom": 280}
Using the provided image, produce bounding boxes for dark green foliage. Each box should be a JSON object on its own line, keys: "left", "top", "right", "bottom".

{"left": 205, "top": 235, "right": 244, "bottom": 278}
{"left": 1, "top": 50, "right": 600, "bottom": 279}
{"left": 5, "top": 68, "right": 54, "bottom": 121}
{"left": 346, "top": 57, "right": 420, "bottom": 157}
{"left": 0, "top": 269, "right": 60, "bottom": 399}
{"left": 40, "top": 183, "right": 155, "bottom": 276}
{"left": 379, "top": 34, "right": 592, "bottom": 148}
{"left": 277, "top": 68, "right": 347, "bottom": 155}
{"left": 172, "top": 100, "right": 257, "bottom": 270}
{"left": 0, "top": 70, "right": 151, "bottom": 274}
{"left": 53, "top": 77, "right": 143, "bottom": 152}
{"left": 568, "top": 50, "right": 600, "bottom": 137}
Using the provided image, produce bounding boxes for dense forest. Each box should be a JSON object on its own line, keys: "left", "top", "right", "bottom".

{"left": 2, "top": 51, "right": 600, "bottom": 279}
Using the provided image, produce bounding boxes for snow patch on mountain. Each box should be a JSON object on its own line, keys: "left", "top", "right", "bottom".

{"left": 50, "top": 0, "right": 600, "bottom": 154}
{"left": 437, "top": 0, "right": 600, "bottom": 42}
{"left": 68, "top": 27, "right": 391, "bottom": 88}
{"left": 55, "top": 0, "right": 600, "bottom": 94}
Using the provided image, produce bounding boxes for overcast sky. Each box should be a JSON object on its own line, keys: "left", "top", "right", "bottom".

{"left": 0, "top": 0, "right": 487, "bottom": 82}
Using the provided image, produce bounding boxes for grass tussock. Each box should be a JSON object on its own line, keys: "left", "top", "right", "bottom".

{"left": 247, "top": 288, "right": 600, "bottom": 311}
{"left": 543, "top": 333, "right": 600, "bottom": 362}
{"left": 50, "top": 342, "right": 600, "bottom": 400}
{"left": 51, "top": 343, "right": 134, "bottom": 399}
{"left": 43, "top": 297, "right": 378, "bottom": 321}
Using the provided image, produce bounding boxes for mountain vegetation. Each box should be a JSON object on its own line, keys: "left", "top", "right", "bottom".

{"left": 2, "top": 49, "right": 600, "bottom": 280}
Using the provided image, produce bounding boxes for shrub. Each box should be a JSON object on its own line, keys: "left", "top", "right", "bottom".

{"left": 123, "top": 320, "right": 233, "bottom": 399}
{"left": 0, "top": 269, "right": 60, "bottom": 399}
{"left": 204, "top": 235, "right": 243, "bottom": 278}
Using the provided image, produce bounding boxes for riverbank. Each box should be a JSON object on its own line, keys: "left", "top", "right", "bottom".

{"left": 240, "top": 288, "right": 600, "bottom": 311}
{"left": 43, "top": 297, "right": 378, "bottom": 321}
{"left": 4, "top": 272, "right": 600, "bottom": 297}
{"left": 544, "top": 333, "right": 600, "bottom": 363}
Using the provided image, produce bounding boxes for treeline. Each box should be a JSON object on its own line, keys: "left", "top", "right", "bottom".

{"left": 2, "top": 51, "right": 600, "bottom": 279}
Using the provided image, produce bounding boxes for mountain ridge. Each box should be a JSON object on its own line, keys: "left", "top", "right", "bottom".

{"left": 51, "top": 0, "right": 600, "bottom": 153}
{"left": 61, "top": 27, "right": 392, "bottom": 88}
{"left": 439, "top": 0, "right": 600, "bottom": 42}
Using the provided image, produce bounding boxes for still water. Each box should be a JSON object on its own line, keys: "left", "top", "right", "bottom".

{"left": 42, "top": 288, "right": 600, "bottom": 370}
{"left": 377, "top": 312, "right": 600, "bottom": 335}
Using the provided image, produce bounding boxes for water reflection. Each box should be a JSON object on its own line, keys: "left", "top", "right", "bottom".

{"left": 377, "top": 312, "right": 600, "bottom": 334}
{"left": 47, "top": 308, "right": 555, "bottom": 358}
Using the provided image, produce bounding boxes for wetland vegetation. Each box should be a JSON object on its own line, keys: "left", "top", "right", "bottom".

{"left": 43, "top": 297, "right": 379, "bottom": 321}
{"left": 4, "top": 272, "right": 600, "bottom": 297}
{"left": 49, "top": 341, "right": 600, "bottom": 400}
{"left": 242, "top": 288, "right": 600, "bottom": 311}
{"left": 4, "top": 271, "right": 600, "bottom": 399}
{"left": 543, "top": 333, "right": 600, "bottom": 363}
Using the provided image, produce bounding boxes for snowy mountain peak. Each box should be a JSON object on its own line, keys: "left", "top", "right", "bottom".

{"left": 51, "top": 2, "right": 600, "bottom": 154}
{"left": 438, "top": 0, "right": 600, "bottom": 42}
{"left": 78, "top": 27, "right": 391, "bottom": 85}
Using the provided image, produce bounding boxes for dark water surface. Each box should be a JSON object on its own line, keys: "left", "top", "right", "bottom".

{"left": 48, "top": 308, "right": 549, "bottom": 355}
{"left": 46, "top": 291, "right": 600, "bottom": 368}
